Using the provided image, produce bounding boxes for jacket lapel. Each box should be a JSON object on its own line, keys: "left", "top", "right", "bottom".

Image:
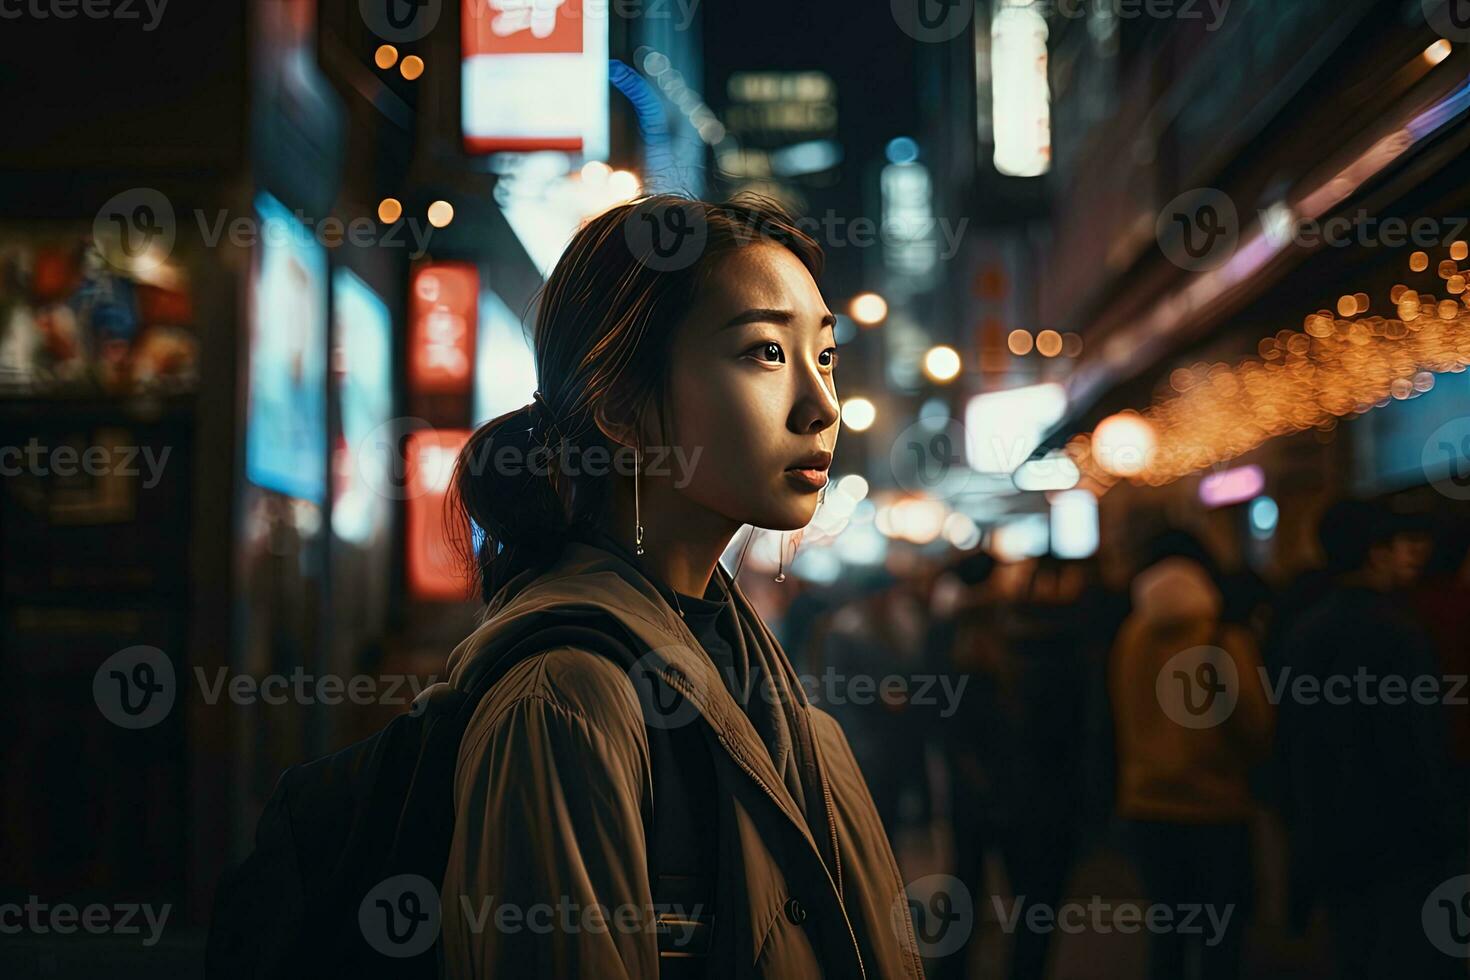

{"left": 450, "top": 544, "right": 825, "bottom": 855}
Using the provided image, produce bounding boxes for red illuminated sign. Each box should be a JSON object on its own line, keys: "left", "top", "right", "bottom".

{"left": 409, "top": 263, "right": 478, "bottom": 395}
{"left": 405, "top": 428, "right": 473, "bottom": 601}
{"left": 461, "top": 0, "right": 607, "bottom": 155}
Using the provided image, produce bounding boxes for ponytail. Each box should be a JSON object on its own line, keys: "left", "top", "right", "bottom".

{"left": 451, "top": 401, "right": 574, "bottom": 602}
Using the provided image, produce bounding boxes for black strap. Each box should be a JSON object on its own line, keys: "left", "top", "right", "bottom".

{"left": 456, "top": 610, "right": 719, "bottom": 971}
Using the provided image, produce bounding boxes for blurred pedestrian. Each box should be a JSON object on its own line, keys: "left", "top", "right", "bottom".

{"left": 1109, "top": 532, "right": 1274, "bottom": 980}
{"left": 1276, "top": 501, "right": 1459, "bottom": 979}
{"left": 925, "top": 551, "right": 999, "bottom": 980}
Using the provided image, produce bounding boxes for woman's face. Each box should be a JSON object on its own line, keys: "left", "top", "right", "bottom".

{"left": 655, "top": 242, "right": 841, "bottom": 532}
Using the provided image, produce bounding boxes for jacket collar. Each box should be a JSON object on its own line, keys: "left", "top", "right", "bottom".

{"left": 447, "top": 538, "right": 823, "bottom": 852}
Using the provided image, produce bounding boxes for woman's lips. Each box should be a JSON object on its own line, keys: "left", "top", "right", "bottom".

{"left": 784, "top": 467, "right": 829, "bottom": 491}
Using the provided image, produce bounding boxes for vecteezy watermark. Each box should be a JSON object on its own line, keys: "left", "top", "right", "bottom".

{"left": 360, "top": 0, "right": 442, "bottom": 42}
{"left": 891, "top": 0, "right": 973, "bottom": 44}
{"left": 457, "top": 895, "right": 700, "bottom": 942}
{"left": 460, "top": 435, "right": 705, "bottom": 489}
{"left": 1028, "top": 0, "right": 1229, "bottom": 30}
{"left": 623, "top": 198, "right": 710, "bottom": 272}
{"left": 1158, "top": 188, "right": 1470, "bottom": 271}
{"left": 894, "top": 875, "right": 974, "bottom": 958}
{"left": 891, "top": 417, "right": 976, "bottom": 501}
{"left": 192, "top": 209, "right": 435, "bottom": 258}
{"left": 93, "top": 188, "right": 176, "bottom": 265}
{"left": 193, "top": 667, "right": 442, "bottom": 713}
{"left": 633, "top": 648, "right": 972, "bottom": 731}
{"left": 92, "top": 188, "right": 435, "bottom": 272}
{"left": 0, "top": 0, "right": 169, "bottom": 31}
{"left": 355, "top": 417, "right": 706, "bottom": 502}
{"left": 1424, "top": 0, "right": 1470, "bottom": 44}
{"left": 1156, "top": 645, "right": 1241, "bottom": 729}
{"left": 630, "top": 648, "right": 972, "bottom": 731}
{"left": 1424, "top": 417, "right": 1470, "bottom": 502}
{"left": 1265, "top": 210, "right": 1470, "bottom": 253}
{"left": 0, "top": 439, "right": 170, "bottom": 488}
{"left": 799, "top": 668, "right": 969, "bottom": 717}
{"left": 741, "top": 209, "right": 969, "bottom": 262}
{"left": 992, "top": 896, "right": 1236, "bottom": 946}
{"left": 92, "top": 645, "right": 441, "bottom": 730}
{"left": 1258, "top": 667, "right": 1469, "bottom": 709}
{"left": 0, "top": 897, "right": 171, "bottom": 947}
{"left": 361, "top": 874, "right": 442, "bottom": 959}
{"left": 464, "top": 0, "right": 701, "bottom": 33}
{"left": 1156, "top": 188, "right": 1240, "bottom": 272}
{"left": 361, "top": 875, "right": 706, "bottom": 958}
{"left": 1157, "top": 650, "right": 1470, "bottom": 730}
{"left": 94, "top": 646, "right": 176, "bottom": 730}
{"left": 1424, "top": 874, "right": 1470, "bottom": 957}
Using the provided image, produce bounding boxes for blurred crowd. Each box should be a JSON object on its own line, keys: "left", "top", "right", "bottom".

{"left": 780, "top": 502, "right": 1470, "bottom": 980}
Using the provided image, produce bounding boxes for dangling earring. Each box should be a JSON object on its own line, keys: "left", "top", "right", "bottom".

{"left": 634, "top": 445, "right": 646, "bottom": 556}
{"left": 775, "top": 531, "right": 787, "bottom": 583}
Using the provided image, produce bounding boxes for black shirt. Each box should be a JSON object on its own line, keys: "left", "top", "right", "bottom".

{"left": 671, "top": 581, "right": 751, "bottom": 708}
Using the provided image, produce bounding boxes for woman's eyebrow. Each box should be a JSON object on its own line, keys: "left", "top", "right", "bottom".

{"left": 720, "top": 308, "right": 838, "bottom": 331}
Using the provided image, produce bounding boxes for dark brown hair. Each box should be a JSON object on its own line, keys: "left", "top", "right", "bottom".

{"left": 451, "top": 194, "right": 823, "bottom": 602}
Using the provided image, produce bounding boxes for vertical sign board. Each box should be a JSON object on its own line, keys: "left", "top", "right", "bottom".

{"left": 331, "top": 269, "right": 393, "bottom": 545}
{"left": 461, "top": 0, "right": 610, "bottom": 159}
{"left": 405, "top": 428, "right": 473, "bottom": 601}
{"left": 246, "top": 192, "right": 328, "bottom": 503}
{"left": 409, "top": 263, "right": 479, "bottom": 396}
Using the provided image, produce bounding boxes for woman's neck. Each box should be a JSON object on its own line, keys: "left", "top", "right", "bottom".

{"left": 603, "top": 478, "right": 741, "bottom": 598}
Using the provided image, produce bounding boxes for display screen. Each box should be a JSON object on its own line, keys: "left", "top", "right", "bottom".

{"left": 331, "top": 268, "right": 393, "bottom": 544}
{"left": 244, "top": 191, "right": 328, "bottom": 503}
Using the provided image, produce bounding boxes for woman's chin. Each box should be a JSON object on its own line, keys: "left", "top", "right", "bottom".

{"left": 749, "top": 502, "right": 818, "bottom": 533}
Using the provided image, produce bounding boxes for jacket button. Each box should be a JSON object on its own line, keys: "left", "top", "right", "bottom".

{"left": 784, "top": 897, "right": 807, "bottom": 925}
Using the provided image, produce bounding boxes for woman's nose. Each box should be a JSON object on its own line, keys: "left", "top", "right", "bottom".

{"left": 791, "top": 364, "right": 839, "bottom": 436}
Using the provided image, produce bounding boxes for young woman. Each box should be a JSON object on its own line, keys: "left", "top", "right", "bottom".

{"left": 439, "top": 196, "right": 926, "bottom": 978}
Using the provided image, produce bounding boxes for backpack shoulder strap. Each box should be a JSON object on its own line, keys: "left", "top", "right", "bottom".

{"left": 456, "top": 609, "right": 719, "bottom": 972}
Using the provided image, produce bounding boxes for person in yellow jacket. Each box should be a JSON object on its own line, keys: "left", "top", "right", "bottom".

{"left": 1109, "top": 535, "right": 1273, "bottom": 980}
{"left": 438, "top": 195, "right": 928, "bottom": 978}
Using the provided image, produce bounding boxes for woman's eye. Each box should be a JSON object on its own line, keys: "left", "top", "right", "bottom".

{"left": 820, "top": 347, "right": 839, "bottom": 369}
{"left": 749, "top": 342, "right": 784, "bottom": 364}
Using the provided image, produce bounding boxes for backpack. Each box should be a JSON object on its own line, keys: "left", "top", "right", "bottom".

{"left": 204, "top": 605, "right": 718, "bottom": 978}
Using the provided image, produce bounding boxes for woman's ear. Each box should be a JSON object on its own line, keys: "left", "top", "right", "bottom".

{"left": 592, "top": 400, "right": 639, "bottom": 450}
{"left": 593, "top": 393, "right": 667, "bottom": 451}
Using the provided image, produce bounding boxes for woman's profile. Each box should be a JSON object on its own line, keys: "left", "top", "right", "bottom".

{"left": 439, "top": 195, "right": 926, "bottom": 978}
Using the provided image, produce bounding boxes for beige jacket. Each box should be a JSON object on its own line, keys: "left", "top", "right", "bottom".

{"left": 1110, "top": 558, "right": 1274, "bottom": 823}
{"left": 439, "top": 540, "right": 926, "bottom": 979}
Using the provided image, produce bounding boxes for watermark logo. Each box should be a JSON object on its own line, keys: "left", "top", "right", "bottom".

{"left": 1424, "top": 874, "right": 1470, "bottom": 957}
{"left": 1424, "top": 417, "right": 1470, "bottom": 501}
{"left": 993, "top": 896, "right": 1235, "bottom": 944}
{"left": 94, "top": 191, "right": 435, "bottom": 272}
{"left": 0, "top": 439, "right": 171, "bottom": 488}
{"left": 358, "top": 417, "right": 436, "bottom": 501}
{"left": 0, "top": 897, "right": 171, "bottom": 947}
{"left": 623, "top": 199, "right": 709, "bottom": 272}
{"left": 891, "top": 0, "right": 972, "bottom": 43}
{"left": 890, "top": 418, "right": 974, "bottom": 500}
{"left": 1425, "top": 0, "right": 1470, "bottom": 43}
{"left": 95, "top": 650, "right": 441, "bottom": 729}
{"left": 360, "top": 874, "right": 442, "bottom": 958}
{"left": 93, "top": 646, "right": 176, "bottom": 730}
{"left": 93, "top": 187, "right": 176, "bottom": 270}
{"left": 0, "top": 0, "right": 170, "bottom": 31}
{"left": 629, "top": 648, "right": 703, "bottom": 731}
{"left": 894, "top": 874, "right": 973, "bottom": 958}
{"left": 1156, "top": 645, "right": 1239, "bottom": 729}
{"left": 361, "top": 0, "right": 442, "bottom": 41}
{"left": 1156, "top": 188, "right": 1238, "bottom": 272}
